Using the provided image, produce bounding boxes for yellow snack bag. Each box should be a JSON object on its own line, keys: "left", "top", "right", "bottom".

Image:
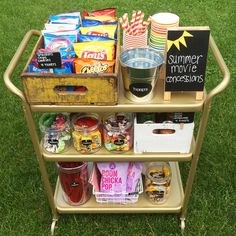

{"left": 73, "top": 40, "right": 115, "bottom": 60}
{"left": 80, "top": 25, "right": 117, "bottom": 39}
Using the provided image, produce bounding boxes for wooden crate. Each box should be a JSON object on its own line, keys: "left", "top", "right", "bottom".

{"left": 21, "top": 32, "right": 120, "bottom": 105}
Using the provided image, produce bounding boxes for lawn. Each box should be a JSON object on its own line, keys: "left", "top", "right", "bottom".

{"left": 0, "top": 0, "right": 235, "bottom": 235}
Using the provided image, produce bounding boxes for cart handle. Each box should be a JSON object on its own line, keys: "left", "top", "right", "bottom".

{"left": 3, "top": 30, "right": 41, "bottom": 102}
{"left": 206, "top": 35, "right": 230, "bottom": 103}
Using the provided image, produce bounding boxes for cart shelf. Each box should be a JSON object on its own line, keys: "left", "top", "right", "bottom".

{"left": 31, "top": 79, "right": 205, "bottom": 113}
{"left": 55, "top": 162, "right": 184, "bottom": 214}
{"left": 42, "top": 138, "right": 194, "bottom": 162}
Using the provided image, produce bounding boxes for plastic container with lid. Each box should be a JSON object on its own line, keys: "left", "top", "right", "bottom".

{"left": 56, "top": 162, "right": 90, "bottom": 206}
{"left": 72, "top": 113, "right": 102, "bottom": 154}
{"left": 39, "top": 113, "right": 71, "bottom": 153}
{"left": 145, "top": 162, "right": 172, "bottom": 204}
{"left": 103, "top": 113, "right": 133, "bottom": 153}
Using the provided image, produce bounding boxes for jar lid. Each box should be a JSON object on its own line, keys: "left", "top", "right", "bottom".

{"left": 104, "top": 113, "right": 133, "bottom": 132}
{"left": 146, "top": 162, "right": 171, "bottom": 184}
{"left": 73, "top": 113, "right": 100, "bottom": 132}
{"left": 39, "top": 113, "right": 69, "bottom": 133}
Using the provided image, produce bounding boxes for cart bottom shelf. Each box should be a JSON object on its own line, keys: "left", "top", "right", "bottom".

{"left": 54, "top": 162, "right": 184, "bottom": 214}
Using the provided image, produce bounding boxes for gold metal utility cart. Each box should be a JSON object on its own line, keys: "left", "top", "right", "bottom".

{"left": 4, "top": 30, "right": 230, "bottom": 235}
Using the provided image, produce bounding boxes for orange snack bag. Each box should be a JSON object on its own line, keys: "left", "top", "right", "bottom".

{"left": 73, "top": 58, "right": 115, "bottom": 74}
{"left": 80, "top": 24, "right": 117, "bottom": 38}
{"left": 73, "top": 40, "right": 115, "bottom": 60}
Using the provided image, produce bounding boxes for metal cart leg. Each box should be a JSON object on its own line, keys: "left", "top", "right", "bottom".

{"left": 180, "top": 99, "right": 213, "bottom": 225}
{"left": 51, "top": 216, "right": 59, "bottom": 235}
{"left": 180, "top": 35, "right": 230, "bottom": 230}
{"left": 22, "top": 102, "right": 59, "bottom": 221}
{"left": 180, "top": 217, "right": 186, "bottom": 233}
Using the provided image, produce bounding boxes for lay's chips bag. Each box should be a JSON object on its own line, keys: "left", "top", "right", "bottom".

{"left": 73, "top": 40, "right": 115, "bottom": 60}
{"left": 80, "top": 24, "right": 117, "bottom": 39}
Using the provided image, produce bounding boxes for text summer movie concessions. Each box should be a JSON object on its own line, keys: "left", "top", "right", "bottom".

{"left": 166, "top": 54, "right": 204, "bottom": 84}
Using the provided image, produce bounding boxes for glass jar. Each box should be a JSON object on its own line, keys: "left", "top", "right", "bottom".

{"left": 103, "top": 113, "right": 133, "bottom": 153}
{"left": 39, "top": 113, "right": 71, "bottom": 153}
{"left": 145, "top": 162, "right": 172, "bottom": 204}
{"left": 56, "top": 162, "right": 90, "bottom": 205}
{"left": 72, "top": 113, "right": 102, "bottom": 154}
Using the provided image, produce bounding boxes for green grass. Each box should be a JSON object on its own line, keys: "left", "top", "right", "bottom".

{"left": 0, "top": 0, "right": 235, "bottom": 235}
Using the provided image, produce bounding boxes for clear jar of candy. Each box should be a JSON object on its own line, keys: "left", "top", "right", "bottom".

{"left": 72, "top": 113, "right": 102, "bottom": 154}
{"left": 103, "top": 113, "right": 133, "bottom": 153}
{"left": 39, "top": 113, "right": 71, "bottom": 153}
{"left": 145, "top": 162, "right": 172, "bottom": 204}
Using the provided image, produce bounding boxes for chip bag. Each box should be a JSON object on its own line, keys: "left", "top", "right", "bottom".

{"left": 83, "top": 15, "right": 117, "bottom": 24}
{"left": 82, "top": 19, "right": 118, "bottom": 27}
{"left": 78, "top": 34, "right": 115, "bottom": 42}
{"left": 73, "top": 58, "right": 115, "bottom": 74}
{"left": 53, "top": 60, "right": 74, "bottom": 74}
{"left": 80, "top": 25, "right": 117, "bottom": 39}
{"left": 82, "top": 8, "right": 116, "bottom": 18}
{"left": 73, "top": 40, "right": 115, "bottom": 60}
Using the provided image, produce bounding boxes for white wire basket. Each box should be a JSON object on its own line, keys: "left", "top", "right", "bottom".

{"left": 93, "top": 177, "right": 143, "bottom": 204}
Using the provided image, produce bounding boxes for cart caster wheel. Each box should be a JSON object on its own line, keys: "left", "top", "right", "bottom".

{"left": 51, "top": 219, "right": 58, "bottom": 236}
{"left": 180, "top": 218, "right": 185, "bottom": 233}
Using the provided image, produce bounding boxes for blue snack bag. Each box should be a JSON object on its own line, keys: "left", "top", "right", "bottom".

{"left": 28, "top": 64, "right": 50, "bottom": 73}
{"left": 49, "top": 15, "right": 81, "bottom": 25}
{"left": 78, "top": 34, "right": 116, "bottom": 42}
{"left": 43, "top": 32, "right": 77, "bottom": 59}
{"left": 53, "top": 61, "right": 73, "bottom": 74}
{"left": 82, "top": 19, "right": 118, "bottom": 27}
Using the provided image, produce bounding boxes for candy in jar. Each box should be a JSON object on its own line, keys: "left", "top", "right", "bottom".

{"left": 39, "top": 113, "right": 71, "bottom": 153}
{"left": 145, "top": 162, "right": 172, "bottom": 204}
{"left": 72, "top": 113, "right": 102, "bottom": 154}
{"left": 103, "top": 113, "right": 133, "bottom": 153}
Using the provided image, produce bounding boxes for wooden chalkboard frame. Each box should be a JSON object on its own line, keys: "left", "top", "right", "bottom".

{"left": 164, "top": 26, "right": 210, "bottom": 101}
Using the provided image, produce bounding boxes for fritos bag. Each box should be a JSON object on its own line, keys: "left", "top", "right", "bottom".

{"left": 73, "top": 40, "right": 115, "bottom": 60}
{"left": 73, "top": 58, "right": 115, "bottom": 74}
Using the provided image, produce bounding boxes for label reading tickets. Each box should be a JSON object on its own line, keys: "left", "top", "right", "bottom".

{"left": 73, "top": 40, "right": 115, "bottom": 60}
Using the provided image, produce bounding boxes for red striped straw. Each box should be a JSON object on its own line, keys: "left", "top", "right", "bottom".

{"left": 122, "top": 13, "right": 129, "bottom": 30}
{"left": 130, "top": 11, "right": 137, "bottom": 26}
{"left": 139, "top": 12, "right": 145, "bottom": 23}
{"left": 135, "top": 10, "right": 142, "bottom": 25}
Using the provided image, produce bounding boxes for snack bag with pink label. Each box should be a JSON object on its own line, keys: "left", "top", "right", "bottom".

{"left": 126, "top": 162, "right": 143, "bottom": 193}
{"left": 96, "top": 162, "right": 129, "bottom": 193}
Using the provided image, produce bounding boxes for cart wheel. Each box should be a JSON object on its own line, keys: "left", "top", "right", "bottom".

{"left": 51, "top": 218, "right": 58, "bottom": 236}
{"left": 180, "top": 218, "right": 185, "bottom": 233}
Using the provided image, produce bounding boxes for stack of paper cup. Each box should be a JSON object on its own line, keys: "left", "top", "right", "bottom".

{"left": 149, "top": 12, "right": 179, "bottom": 53}
{"left": 123, "top": 29, "right": 148, "bottom": 51}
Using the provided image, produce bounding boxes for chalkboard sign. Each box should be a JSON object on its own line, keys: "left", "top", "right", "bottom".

{"left": 36, "top": 52, "right": 61, "bottom": 69}
{"left": 172, "top": 112, "right": 194, "bottom": 123}
{"left": 165, "top": 27, "right": 210, "bottom": 91}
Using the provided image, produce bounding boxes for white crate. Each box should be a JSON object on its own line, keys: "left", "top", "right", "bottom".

{"left": 134, "top": 116, "right": 194, "bottom": 153}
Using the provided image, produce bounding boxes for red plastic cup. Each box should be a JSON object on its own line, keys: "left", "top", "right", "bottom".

{"left": 57, "top": 162, "right": 90, "bottom": 205}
